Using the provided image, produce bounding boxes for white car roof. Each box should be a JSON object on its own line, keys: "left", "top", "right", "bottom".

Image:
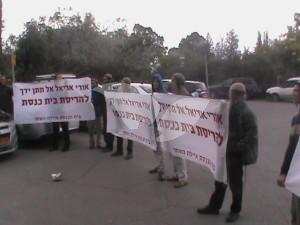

{"left": 287, "top": 77, "right": 300, "bottom": 81}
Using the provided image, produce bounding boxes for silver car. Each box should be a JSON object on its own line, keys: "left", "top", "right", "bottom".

{"left": 266, "top": 77, "right": 300, "bottom": 101}
{"left": 0, "top": 110, "right": 18, "bottom": 155}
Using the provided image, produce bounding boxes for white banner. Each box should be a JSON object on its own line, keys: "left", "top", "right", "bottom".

{"left": 105, "top": 91, "right": 157, "bottom": 150}
{"left": 13, "top": 77, "right": 95, "bottom": 124}
{"left": 286, "top": 140, "right": 300, "bottom": 197}
{"left": 152, "top": 93, "right": 229, "bottom": 182}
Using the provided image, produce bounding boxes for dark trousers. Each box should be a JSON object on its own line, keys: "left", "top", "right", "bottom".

{"left": 103, "top": 109, "right": 114, "bottom": 150}
{"left": 52, "top": 122, "right": 70, "bottom": 148}
{"left": 117, "top": 137, "right": 133, "bottom": 155}
{"left": 208, "top": 157, "right": 244, "bottom": 214}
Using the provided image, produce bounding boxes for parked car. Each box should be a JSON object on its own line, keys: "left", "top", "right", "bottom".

{"left": 209, "top": 77, "right": 260, "bottom": 99}
{"left": 0, "top": 110, "right": 18, "bottom": 155}
{"left": 266, "top": 77, "right": 300, "bottom": 102}
{"left": 111, "top": 83, "right": 152, "bottom": 95}
{"left": 161, "top": 79, "right": 207, "bottom": 96}
{"left": 17, "top": 74, "right": 80, "bottom": 141}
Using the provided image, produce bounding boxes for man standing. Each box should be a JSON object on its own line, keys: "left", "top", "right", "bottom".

{"left": 87, "top": 78, "right": 104, "bottom": 149}
{"left": 102, "top": 73, "right": 115, "bottom": 153}
{"left": 0, "top": 75, "right": 13, "bottom": 114}
{"left": 278, "top": 82, "right": 300, "bottom": 225}
{"left": 111, "top": 77, "right": 135, "bottom": 160}
{"left": 50, "top": 74, "right": 71, "bottom": 152}
{"left": 197, "top": 83, "right": 258, "bottom": 223}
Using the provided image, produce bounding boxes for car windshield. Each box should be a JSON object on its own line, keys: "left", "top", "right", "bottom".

{"left": 185, "top": 82, "right": 207, "bottom": 93}
{"left": 139, "top": 85, "right": 152, "bottom": 93}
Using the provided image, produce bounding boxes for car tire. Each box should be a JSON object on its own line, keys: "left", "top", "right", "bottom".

{"left": 271, "top": 94, "right": 280, "bottom": 102}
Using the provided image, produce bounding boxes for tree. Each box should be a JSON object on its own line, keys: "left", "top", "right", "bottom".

{"left": 224, "top": 29, "right": 240, "bottom": 60}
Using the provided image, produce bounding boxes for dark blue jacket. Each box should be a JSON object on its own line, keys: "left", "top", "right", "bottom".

{"left": 152, "top": 73, "right": 166, "bottom": 93}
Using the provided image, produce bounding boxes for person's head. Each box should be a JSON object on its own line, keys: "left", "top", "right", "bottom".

{"left": 0, "top": 75, "right": 4, "bottom": 85}
{"left": 229, "top": 82, "right": 247, "bottom": 104}
{"left": 91, "top": 78, "right": 98, "bottom": 88}
{"left": 152, "top": 73, "right": 163, "bottom": 92}
{"left": 293, "top": 83, "right": 300, "bottom": 104}
{"left": 171, "top": 73, "right": 185, "bottom": 94}
{"left": 103, "top": 73, "right": 113, "bottom": 83}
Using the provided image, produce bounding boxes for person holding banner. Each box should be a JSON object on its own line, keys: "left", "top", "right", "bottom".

{"left": 277, "top": 82, "right": 300, "bottom": 225}
{"left": 102, "top": 73, "right": 115, "bottom": 153}
{"left": 166, "top": 73, "right": 189, "bottom": 188}
{"left": 50, "top": 74, "right": 71, "bottom": 152}
{"left": 88, "top": 78, "right": 104, "bottom": 149}
{"left": 197, "top": 82, "right": 258, "bottom": 223}
{"left": 111, "top": 77, "right": 135, "bottom": 160}
{"left": 149, "top": 73, "right": 166, "bottom": 181}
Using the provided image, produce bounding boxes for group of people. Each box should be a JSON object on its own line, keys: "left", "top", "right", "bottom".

{"left": 3, "top": 70, "right": 299, "bottom": 224}
{"left": 85, "top": 71, "right": 260, "bottom": 223}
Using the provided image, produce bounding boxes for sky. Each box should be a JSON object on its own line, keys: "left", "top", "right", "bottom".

{"left": 2, "top": 0, "right": 300, "bottom": 51}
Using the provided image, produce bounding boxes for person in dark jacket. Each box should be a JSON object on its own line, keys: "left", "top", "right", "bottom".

{"left": 50, "top": 74, "right": 70, "bottom": 152}
{"left": 88, "top": 78, "right": 104, "bottom": 149}
{"left": 0, "top": 75, "right": 13, "bottom": 114}
{"left": 102, "top": 73, "right": 115, "bottom": 153}
{"left": 197, "top": 82, "right": 258, "bottom": 223}
{"left": 149, "top": 73, "right": 166, "bottom": 181}
{"left": 278, "top": 82, "right": 300, "bottom": 225}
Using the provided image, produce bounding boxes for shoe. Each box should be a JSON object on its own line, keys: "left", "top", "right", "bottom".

{"left": 111, "top": 152, "right": 123, "bottom": 157}
{"left": 124, "top": 154, "right": 133, "bottom": 160}
{"left": 102, "top": 148, "right": 113, "bottom": 153}
{"left": 225, "top": 213, "right": 240, "bottom": 223}
{"left": 96, "top": 145, "right": 103, "bottom": 149}
{"left": 89, "top": 145, "right": 95, "bottom": 149}
{"left": 174, "top": 180, "right": 188, "bottom": 188}
{"left": 149, "top": 167, "right": 159, "bottom": 174}
{"left": 49, "top": 146, "right": 58, "bottom": 152}
{"left": 166, "top": 176, "right": 179, "bottom": 182}
{"left": 197, "top": 206, "right": 219, "bottom": 215}
{"left": 158, "top": 172, "right": 165, "bottom": 182}
{"left": 61, "top": 145, "right": 70, "bottom": 152}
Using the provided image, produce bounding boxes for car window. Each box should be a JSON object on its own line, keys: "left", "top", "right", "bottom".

{"left": 283, "top": 81, "right": 297, "bottom": 88}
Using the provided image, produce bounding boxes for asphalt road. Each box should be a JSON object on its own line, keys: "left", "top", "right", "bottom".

{"left": 0, "top": 101, "right": 297, "bottom": 225}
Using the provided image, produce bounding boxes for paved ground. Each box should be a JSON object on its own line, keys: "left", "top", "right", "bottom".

{"left": 0, "top": 101, "right": 297, "bottom": 225}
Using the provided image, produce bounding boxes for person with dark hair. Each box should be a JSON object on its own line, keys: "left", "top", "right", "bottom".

{"left": 111, "top": 77, "right": 135, "bottom": 160}
{"left": 278, "top": 82, "right": 300, "bottom": 225}
{"left": 88, "top": 78, "right": 104, "bottom": 149}
{"left": 197, "top": 82, "right": 258, "bottom": 223}
{"left": 166, "top": 73, "right": 189, "bottom": 188}
{"left": 149, "top": 73, "right": 166, "bottom": 181}
{"left": 102, "top": 73, "right": 115, "bottom": 153}
{"left": 0, "top": 75, "right": 13, "bottom": 114}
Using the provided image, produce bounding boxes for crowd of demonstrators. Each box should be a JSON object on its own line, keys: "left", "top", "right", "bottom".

{"left": 278, "top": 82, "right": 300, "bottom": 225}
{"left": 149, "top": 73, "right": 167, "bottom": 181}
{"left": 11, "top": 69, "right": 300, "bottom": 224}
{"left": 110, "top": 77, "right": 135, "bottom": 160}
{"left": 88, "top": 78, "right": 105, "bottom": 149}
{"left": 197, "top": 82, "right": 258, "bottom": 223}
{"left": 0, "top": 75, "right": 13, "bottom": 114}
